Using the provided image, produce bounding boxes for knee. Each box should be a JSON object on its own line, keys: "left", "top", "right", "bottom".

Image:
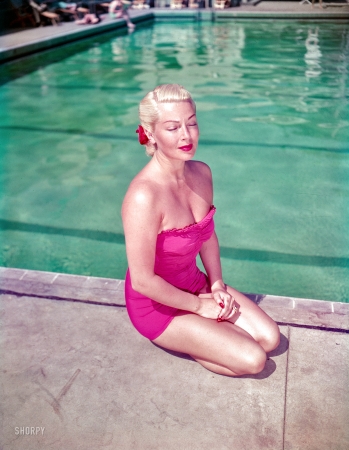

{"left": 244, "top": 347, "right": 267, "bottom": 375}
{"left": 228, "top": 346, "right": 266, "bottom": 376}
{"left": 260, "top": 322, "right": 280, "bottom": 353}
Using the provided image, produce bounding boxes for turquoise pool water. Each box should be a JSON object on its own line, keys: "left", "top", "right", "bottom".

{"left": 0, "top": 20, "right": 348, "bottom": 302}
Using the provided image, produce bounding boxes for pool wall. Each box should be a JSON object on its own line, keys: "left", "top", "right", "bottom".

{"left": 1, "top": 266, "right": 348, "bottom": 331}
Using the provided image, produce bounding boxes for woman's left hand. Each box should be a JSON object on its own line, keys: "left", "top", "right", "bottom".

{"left": 212, "top": 286, "right": 238, "bottom": 321}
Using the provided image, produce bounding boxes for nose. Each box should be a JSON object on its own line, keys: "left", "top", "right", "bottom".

{"left": 181, "top": 125, "right": 190, "bottom": 141}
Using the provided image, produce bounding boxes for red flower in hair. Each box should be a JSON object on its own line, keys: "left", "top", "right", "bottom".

{"left": 136, "top": 125, "right": 149, "bottom": 145}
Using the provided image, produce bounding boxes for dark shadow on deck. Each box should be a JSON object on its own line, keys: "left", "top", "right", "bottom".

{"left": 1, "top": 219, "right": 348, "bottom": 268}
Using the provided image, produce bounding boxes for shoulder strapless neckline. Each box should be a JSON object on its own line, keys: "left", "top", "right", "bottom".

{"left": 159, "top": 205, "right": 216, "bottom": 236}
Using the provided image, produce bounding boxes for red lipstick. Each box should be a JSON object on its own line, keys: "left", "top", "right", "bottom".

{"left": 179, "top": 144, "right": 193, "bottom": 151}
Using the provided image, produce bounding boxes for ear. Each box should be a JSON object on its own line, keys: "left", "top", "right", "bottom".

{"left": 145, "top": 129, "right": 156, "bottom": 145}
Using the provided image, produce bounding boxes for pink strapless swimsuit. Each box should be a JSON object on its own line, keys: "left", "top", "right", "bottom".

{"left": 125, "top": 206, "right": 216, "bottom": 340}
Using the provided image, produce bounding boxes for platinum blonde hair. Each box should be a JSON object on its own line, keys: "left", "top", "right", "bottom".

{"left": 139, "top": 84, "right": 196, "bottom": 157}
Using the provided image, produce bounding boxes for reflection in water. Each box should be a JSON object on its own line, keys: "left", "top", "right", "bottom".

{"left": 111, "top": 39, "right": 127, "bottom": 62}
{"left": 38, "top": 68, "right": 49, "bottom": 95}
{"left": 134, "top": 23, "right": 246, "bottom": 93}
{"left": 304, "top": 28, "right": 322, "bottom": 79}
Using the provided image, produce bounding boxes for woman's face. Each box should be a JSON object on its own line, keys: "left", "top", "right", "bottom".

{"left": 150, "top": 101, "right": 199, "bottom": 160}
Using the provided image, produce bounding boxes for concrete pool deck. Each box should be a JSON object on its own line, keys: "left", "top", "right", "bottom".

{"left": 1, "top": 266, "right": 348, "bottom": 449}
{"left": 1, "top": 2, "right": 349, "bottom": 63}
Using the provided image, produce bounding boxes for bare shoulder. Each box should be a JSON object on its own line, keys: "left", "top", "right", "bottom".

{"left": 193, "top": 160, "right": 212, "bottom": 174}
{"left": 122, "top": 173, "right": 158, "bottom": 219}
{"left": 186, "top": 160, "right": 213, "bottom": 205}
{"left": 122, "top": 172, "right": 162, "bottom": 271}
{"left": 188, "top": 160, "right": 212, "bottom": 178}
{"left": 188, "top": 160, "right": 213, "bottom": 189}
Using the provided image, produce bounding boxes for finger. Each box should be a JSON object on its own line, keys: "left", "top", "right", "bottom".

{"left": 218, "top": 302, "right": 226, "bottom": 320}
{"left": 224, "top": 296, "right": 235, "bottom": 312}
{"left": 214, "top": 293, "right": 225, "bottom": 305}
{"left": 219, "top": 298, "right": 233, "bottom": 317}
{"left": 221, "top": 300, "right": 237, "bottom": 319}
{"left": 218, "top": 306, "right": 235, "bottom": 322}
{"left": 220, "top": 307, "right": 231, "bottom": 320}
{"left": 221, "top": 300, "right": 235, "bottom": 318}
{"left": 222, "top": 296, "right": 232, "bottom": 309}
{"left": 216, "top": 290, "right": 231, "bottom": 301}
{"left": 217, "top": 300, "right": 227, "bottom": 321}
{"left": 219, "top": 291, "right": 231, "bottom": 300}
{"left": 221, "top": 309, "right": 232, "bottom": 320}
{"left": 220, "top": 302, "right": 230, "bottom": 313}
{"left": 226, "top": 304, "right": 240, "bottom": 321}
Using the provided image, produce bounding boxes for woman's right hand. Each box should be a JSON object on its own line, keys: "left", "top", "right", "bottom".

{"left": 197, "top": 293, "right": 239, "bottom": 322}
{"left": 196, "top": 293, "right": 224, "bottom": 320}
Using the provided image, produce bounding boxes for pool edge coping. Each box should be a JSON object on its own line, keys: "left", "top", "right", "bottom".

{"left": 0, "top": 12, "right": 153, "bottom": 63}
{"left": 1, "top": 266, "right": 348, "bottom": 332}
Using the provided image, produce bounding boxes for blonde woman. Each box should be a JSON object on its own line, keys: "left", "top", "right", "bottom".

{"left": 122, "top": 84, "right": 280, "bottom": 376}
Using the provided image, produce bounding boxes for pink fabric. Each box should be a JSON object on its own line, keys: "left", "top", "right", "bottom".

{"left": 125, "top": 206, "right": 216, "bottom": 340}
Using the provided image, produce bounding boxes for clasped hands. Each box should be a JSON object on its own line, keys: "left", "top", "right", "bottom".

{"left": 197, "top": 282, "right": 239, "bottom": 322}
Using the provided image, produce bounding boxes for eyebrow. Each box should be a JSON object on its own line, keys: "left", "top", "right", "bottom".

{"left": 163, "top": 114, "right": 196, "bottom": 124}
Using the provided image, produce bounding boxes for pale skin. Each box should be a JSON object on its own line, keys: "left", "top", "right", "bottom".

{"left": 122, "top": 100, "right": 280, "bottom": 376}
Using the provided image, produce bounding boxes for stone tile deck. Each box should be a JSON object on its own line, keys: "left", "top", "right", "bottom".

{"left": 0, "top": 267, "right": 348, "bottom": 449}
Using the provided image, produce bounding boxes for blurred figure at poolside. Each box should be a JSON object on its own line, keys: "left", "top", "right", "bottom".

{"left": 312, "top": 0, "right": 323, "bottom": 8}
{"left": 41, "top": 0, "right": 77, "bottom": 11}
{"left": 74, "top": 0, "right": 100, "bottom": 24}
{"left": 75, "top": 12, "right": 101, "bottom": 24}
{"left": 34, "top": 0, "right": 78, "bottom": 20}
{"left": 109, "top": 0, "right": 135, "bottom": 29}
{"left": 54, "top": 0, "right": 77, "bottom": 11}
{"left": 32, "top": 0, "right": 98, "bottom": 24}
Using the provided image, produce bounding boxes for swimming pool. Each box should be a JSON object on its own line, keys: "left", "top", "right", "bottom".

{"left": 0, "top": 20, "right": 348, "bottom": 302}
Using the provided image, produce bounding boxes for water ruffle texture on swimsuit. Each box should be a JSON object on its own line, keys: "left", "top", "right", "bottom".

{"left": 125, "top": 206, "right": 216, "bottom": 340}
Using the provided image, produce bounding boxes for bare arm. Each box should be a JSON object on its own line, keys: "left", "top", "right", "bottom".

{"left": 197, "top": 164, "right": 225, "bottom": 291}
{"left": 200, "top": 231, "right": 239, "bottom": 320}
{"left": 122, "top": 181, "right": 203, "bottom": 314}
{"left": 199, "top": 231, "right": 224, "bottom": 290}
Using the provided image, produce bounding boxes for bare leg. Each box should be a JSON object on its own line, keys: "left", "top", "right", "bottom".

{"left": 153, "top": 289, "right": 280, "bottom": 376}
{"left": 153, "top": 313, "right": 267, "bottom": 376}
{"left": 123, "top": 11, "right": 135, "bottom": 28}
{"left": 225, "top": 285, "right": 280, "bottom": 353}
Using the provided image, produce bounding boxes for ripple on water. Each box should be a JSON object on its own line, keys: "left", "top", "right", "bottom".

{"left": 232, "top": 115, "right": 308, "bottom": 125}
